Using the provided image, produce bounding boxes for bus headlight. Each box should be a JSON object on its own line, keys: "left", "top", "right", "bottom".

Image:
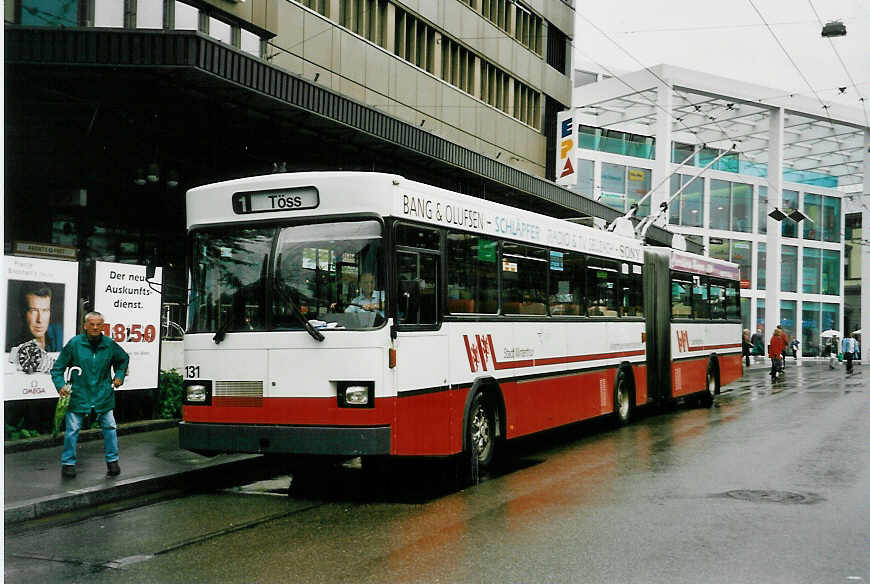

{"left": 182, "top": 380, "right": 212, "bottom": 405}
{"left": 337, "top": 381, "right": 374, "bottom": 408}
{"left": 186, "top": 384, "right": 207, "bottom": 402}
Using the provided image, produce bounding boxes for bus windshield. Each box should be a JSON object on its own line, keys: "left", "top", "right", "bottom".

{"left": 188, "top": 220, "right": 384, "bottom": 333}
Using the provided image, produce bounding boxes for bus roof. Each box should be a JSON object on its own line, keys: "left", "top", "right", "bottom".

{"left": 186, "top": 171, "right": 647, "bottom": 263}
{"left": 670, "top": 249, "right": 740, "bottom": 281}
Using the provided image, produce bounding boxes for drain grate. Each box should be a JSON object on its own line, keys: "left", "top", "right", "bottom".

{"left": 719, "top": 489, "right": 823, "bottom": 505}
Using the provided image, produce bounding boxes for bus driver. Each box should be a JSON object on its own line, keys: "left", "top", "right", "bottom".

{"left": 346, "top": 272, "right": 383, "bottom": 314}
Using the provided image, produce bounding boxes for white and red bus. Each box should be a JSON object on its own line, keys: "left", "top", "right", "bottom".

{"left": 179, "top": 172, "right": 742, "bottom": 474}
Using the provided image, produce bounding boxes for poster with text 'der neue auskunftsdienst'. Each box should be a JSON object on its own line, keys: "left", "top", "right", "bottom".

{"left": 4, "top": 256, "right": 79, "bottom": 400}
{"left": 94, "top": 261, "right": 162, "bottom": 390}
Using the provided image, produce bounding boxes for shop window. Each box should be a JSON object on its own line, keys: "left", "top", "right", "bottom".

{"left": 821, "top": 303, "right": 839, "bottom": 335}
{"left": 781, "top": 245, "right": 797, "bottom": 292}
{"left": 756, "top": 298, "right": 765, "bottom": 332}
{"left": 549, "top": 251, "right": 584, "bottom": 316}
{"left": 802, "top": 301, "right": 820, "bottom": 357}
{"left": 738, "top": 294, "right": 749, "bottom": 327}
{"left": 802, "top": 248, "right": 820, "bottom": 294}
{"left": 731, "top": 240, "right": 752, "bottom": 287}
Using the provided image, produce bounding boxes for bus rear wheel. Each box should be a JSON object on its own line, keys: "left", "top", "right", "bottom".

{"left": 699, "top": 366, "right": 718, "bottom": 408}
{"left": 613, "top": 369, "right": 633, "bottom": 426}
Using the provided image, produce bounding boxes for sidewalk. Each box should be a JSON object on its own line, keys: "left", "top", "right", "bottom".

{"left": 4, "top": 421, "right": 270, "bottom": 525}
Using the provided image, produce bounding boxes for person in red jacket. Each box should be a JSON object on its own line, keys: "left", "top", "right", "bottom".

{"left": 769, "top": 327, "right": 786, "bottom": 380}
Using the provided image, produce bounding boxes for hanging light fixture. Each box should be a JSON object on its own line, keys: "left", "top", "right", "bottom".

{"left": 166, "top": 170, "right": 180, "bottom": 188}
{"left": 146, "top": 162, "right": 160, "bottom": 183}
{"left": 133, "top": 168, "right": 146, "bottom": 186}
{"left": 768, "top": 207, "right": 787, "bottom": 221}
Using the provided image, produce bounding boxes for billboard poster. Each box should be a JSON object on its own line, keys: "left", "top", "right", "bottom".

{"left": 94, "top": 262, "right": 163, "bottom": 391}
{"left": 4, "top": 256, "right": 79, "bottom": 400}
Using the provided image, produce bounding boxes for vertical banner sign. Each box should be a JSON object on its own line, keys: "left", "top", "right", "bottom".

{"left": 4, "top": 256, "right": 79, "bottom": 400}
{"left": 555, "top": 110, "right": 577, "bottom": 186}
{"left": 94, "top": 262, "right": 162, "bottom": 390}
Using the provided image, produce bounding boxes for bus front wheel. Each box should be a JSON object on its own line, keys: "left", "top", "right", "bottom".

{"left": 459, "top": 392, "right": 497, "bottom": 485}
{"left": 613, "top": 369, "right": 633, "bottom": 426}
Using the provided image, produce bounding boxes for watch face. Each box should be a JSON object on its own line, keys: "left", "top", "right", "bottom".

{"left": 17, "top": 340, "right": 44, "bottom": 374}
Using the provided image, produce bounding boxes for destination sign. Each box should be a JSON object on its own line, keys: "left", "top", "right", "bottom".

{"left": 232, "top": 187, "right": 319, "bottom": 214}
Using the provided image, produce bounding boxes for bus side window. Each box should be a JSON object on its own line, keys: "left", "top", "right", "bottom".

{"left": 692, "top": 276, "right": 710, "bottom": 319}
{"left": 396, "top": 251, "right": 438, "bottom": 325}
{"left": 671, "top": 277, "right": 693, "bottom": 319}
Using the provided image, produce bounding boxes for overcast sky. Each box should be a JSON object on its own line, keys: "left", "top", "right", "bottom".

{"left": 573, "top": 0, "right": 870, "bottom": 117}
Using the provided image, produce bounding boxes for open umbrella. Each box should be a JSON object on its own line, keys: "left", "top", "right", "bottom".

{"left": 820, "top": 329, "right": 841, "bottom": 338}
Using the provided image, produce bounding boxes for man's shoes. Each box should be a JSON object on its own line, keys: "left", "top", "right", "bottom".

{"left": 61, "top": 464, "right": 76, "bottom": 478}
{"left": 106, "top": 461, "right": 121, "bottom": 476}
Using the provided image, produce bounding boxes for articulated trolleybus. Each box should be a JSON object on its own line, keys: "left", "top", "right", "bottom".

{"left": 180, "top": 172, "right": 743, "bottom": 474}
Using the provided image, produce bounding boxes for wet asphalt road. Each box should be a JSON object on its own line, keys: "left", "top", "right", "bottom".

{"left": 5, "top": 362, "right": 869, "bottom": 584}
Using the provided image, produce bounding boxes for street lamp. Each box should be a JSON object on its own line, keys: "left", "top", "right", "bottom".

{"left": 821, "top": 20, "right": 846, "bottom": 38}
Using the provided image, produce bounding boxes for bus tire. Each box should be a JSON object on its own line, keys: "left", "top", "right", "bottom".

{"left": 699, "top": 362, "right": 719, "bottom": 408}
{"left": 459, "top": 391, "right": 497, "bottom": 485}
{"left": 613, "top": 367, "right": 633, "bottom": 426}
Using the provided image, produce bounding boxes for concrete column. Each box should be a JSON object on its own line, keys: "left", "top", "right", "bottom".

{"left": 862, "top": 128, "right": 870, "bottom": 347}
{"left": 653, "top": 80, "right": 673, "bottom": 226}
{"left": 765, "top": 107, "right": 784, "bottom": 338}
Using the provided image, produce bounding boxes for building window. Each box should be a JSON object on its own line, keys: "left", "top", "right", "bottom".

{"left": 741, "top": 297, "right": 751, "bottom": 331}
{"left": 757, "top": 298, "right": 765, "bottom": 332}
{"left": 208, "top": 16, "right": 232, "bottom": 44}
{"left": 394, "top": 7, "right": 435, "bottom": 72}
{"left": 802, "top": 301, "right": 820, "bottom": 357}
{"left": 672, "top": 142, "right": 694, "bottom": 164}
{"left": 574, "top": 159, "right": 594, "bottom": 198}
{"left": 710, "top": 179, "right": 731, "bottom": 231}
{"left": 481, "top": 0, "right": 510, "bottom": 32}
{"left": 300, "top": 0, "right": 329, "bottom": 17}
{"left": 803, "top": 193, "right": 821, "bottom": 240}
{"left": 757, "top": 242, "right": 766, "bottom": 290}
{"left": 781, "top": 245, "right": 797, "bottom": 292}
{"left": 758, "top": 186, "right": 767, "bottom": 234}
{"left": 545, "top": 22, "right": 567, "bottom": 73}
{"left": 669, "top": 174, "right": 703, "bottom": 228}
{"left": 513, "top": 80, "right": 541, "bottom": 128}
{"left": 20, "top": 0, "right": 80, "bottom": 26}
{"left": 95, "top": 0, "right": 124, "bottom": 27}
{"left": 732, "top": 182, "right": 752, "bottom": 232}
{"left": 136, "top": 0, "right": 163, "bottom": 28}
{"left": 174, "top": 1, "right": 198, "bottom": 30}
{"left": 821, "top": 250, "right": 839, "bottom": 295}
{"left": 780, "top": 300, "right": 796, "bottom": 340}
{"left": 821, "top": 303, "right": 839, "bottom": 334}
{"left": 441, "top": 38, "right": 475, "bottom": 92}
{"left": 782, "top": 190, "right": 799, "bottom": 238}
{"left": 802, "top": 247, "right": 821, "bottom": 294}
{"left": 513, "top": 2, "right": 542, "bottom": 55}
{"left": 480, "top": 61, "right": 510, "bottom": 113}
{"left": 731, "top": 240, "right": 752, "bottom": 287}
{"left": 240, "top": 28, "right": 261, "bottom": 57}
{"left": 822, "top": 196, "right": 840, "bottom": 243}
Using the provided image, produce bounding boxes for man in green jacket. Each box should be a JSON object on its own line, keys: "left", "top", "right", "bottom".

{"left": 51, "top": 311, "right": 129, "bottom": 478}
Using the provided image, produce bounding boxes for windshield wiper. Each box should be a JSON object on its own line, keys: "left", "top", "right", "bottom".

{"left": 285, "top": 293, "right": 325, "bottom": 342}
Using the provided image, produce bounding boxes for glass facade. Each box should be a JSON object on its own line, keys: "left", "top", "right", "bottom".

{"left": 802, "top": 247, "right": 820, "bottom": 294}
{"left": 669, "top": 174, "right": 703, "bottom": 227}
{"left": 710, "top": 179, "right": 730, "bottom": 230}
{"left": 802, "top": 301, "right": 820, "bottom": 357}
{"left": 822, "top": 303, "right": 839, "bottom": 334}
{"left": 731, "top": 240, "right": 752, "bottom": 287}
{"left": 823, "top": 196, "right": 840, "bottom": 242}
{"left": 781, "top": 245, "right": 797, "bottom": 293}
{"left": 758, "top": 186, "right": 767, "bottom": 234}
{"left": 757, "top": 242, "right": 765, "bottom": 290}
{"left": 782, "top": 190, "right": 799, "bottom": 238}
{"left": 600, "top": 163, "right": 650, "bottom": 216}
{"left": 822, "top": 250, "right": 839, "bottom": 295}
{"left": 780, "top": 300, "right": 796, "bottom": 341}
{"left": 576, "top": 159, "right": 594, "bottom": 198}
{"left": 757, "top": 298, "right": 765, "bottom": 333}
{"left": 803, "top": 193, "right": 821, "bottom": 240}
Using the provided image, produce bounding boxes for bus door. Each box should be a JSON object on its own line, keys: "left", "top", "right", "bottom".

{"left": 392, "top": 224, "right": 450, "bottom": 454}
{"left": 643, "top": 248, "right": 672, "bottom": 402}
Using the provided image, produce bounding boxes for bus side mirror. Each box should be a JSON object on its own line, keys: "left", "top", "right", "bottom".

{"left": 389, "top": 318, "right": 397, "bottom": 340}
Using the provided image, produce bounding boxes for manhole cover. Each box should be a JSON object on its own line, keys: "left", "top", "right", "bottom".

{"left": 720, "top": 489, "right": 823, "bottom": 504}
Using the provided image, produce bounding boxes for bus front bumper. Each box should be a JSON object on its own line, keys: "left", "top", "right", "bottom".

{"left": 179, "top": 421, "right": 391, "bottom": 456}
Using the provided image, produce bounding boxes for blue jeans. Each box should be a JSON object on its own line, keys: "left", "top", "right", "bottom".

{"left": 61, "top": 410, "right": 118, "bottom": 466}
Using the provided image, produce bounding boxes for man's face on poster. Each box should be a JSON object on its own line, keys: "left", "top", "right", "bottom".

{"left": 25, "top": 293, "right": 51, "bottom": 342}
